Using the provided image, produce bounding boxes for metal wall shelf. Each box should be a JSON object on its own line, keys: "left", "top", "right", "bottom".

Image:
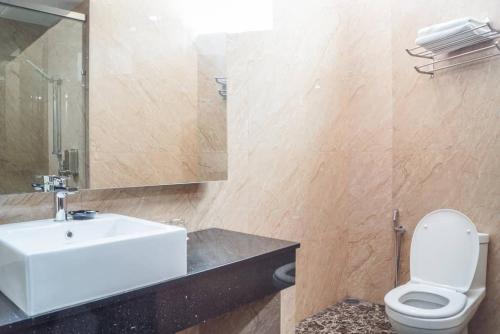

{"left": 407, "top": 22, "right": 500, "bottom": 76}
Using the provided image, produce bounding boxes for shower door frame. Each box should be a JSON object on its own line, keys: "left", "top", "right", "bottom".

{"left": 0, "top": 1, "right": 86, "bottom": 21}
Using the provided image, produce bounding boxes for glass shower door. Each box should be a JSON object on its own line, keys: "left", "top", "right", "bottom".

{"left": 0, "top": 3, "right": 86, "bottom": 194}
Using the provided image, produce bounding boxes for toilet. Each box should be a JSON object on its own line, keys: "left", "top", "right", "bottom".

{"left": 384, "top": 209, "right": 489, "bottom": 334}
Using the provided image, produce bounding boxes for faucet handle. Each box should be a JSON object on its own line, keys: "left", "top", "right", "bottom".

{"left": 52, "top": 176, "right": 68, "bottom": 188}
{"left": 32, "top": 175, "right": 59, "bottom": 192}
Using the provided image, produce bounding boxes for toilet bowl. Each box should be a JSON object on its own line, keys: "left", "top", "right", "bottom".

{"left": 384, "top": 209, "right": 489, "bottom": 334}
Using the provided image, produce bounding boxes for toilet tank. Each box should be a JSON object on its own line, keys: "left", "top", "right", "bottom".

{"left": 470, "top": 233, "right": 489, "bottom": 290}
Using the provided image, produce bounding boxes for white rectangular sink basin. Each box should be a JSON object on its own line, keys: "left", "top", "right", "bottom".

{"left": 0, "top": 214, "right": 187, "bottom": 316}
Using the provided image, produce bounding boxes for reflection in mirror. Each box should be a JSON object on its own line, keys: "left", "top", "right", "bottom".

{"left": 0, "top": 3, "right": 86, "bottom": 194}
{"left": 88, "top": 0, "right": 272, "bottom": 189}
{"left": 88, "top": 0, "right": 231, "bottom": 188}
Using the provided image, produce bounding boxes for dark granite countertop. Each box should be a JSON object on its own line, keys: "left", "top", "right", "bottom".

{"left": 187, "top": 228, "right": 298, "bottom": 273}
{"left": 0, "top": 228, "right": 299, "bottom": 334}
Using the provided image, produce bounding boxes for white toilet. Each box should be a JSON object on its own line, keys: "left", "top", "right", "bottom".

{"left": 384, "top": 209, "right": 489, "bottom": 334}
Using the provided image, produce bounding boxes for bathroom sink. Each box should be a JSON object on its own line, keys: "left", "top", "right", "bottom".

{"left": 0, "top": 214, "right": 187, "bottom": 316}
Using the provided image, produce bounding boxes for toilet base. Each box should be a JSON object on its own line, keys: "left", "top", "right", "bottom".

{"left": 389, "top": 319, "right": 468, "bottom": 334}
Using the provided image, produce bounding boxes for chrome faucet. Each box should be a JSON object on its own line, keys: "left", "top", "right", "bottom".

{"left": 32, "top": 176, "right": 78, "bottom": 221}
{"left": 54, "top": 188, "right": 77, "bottom": 221}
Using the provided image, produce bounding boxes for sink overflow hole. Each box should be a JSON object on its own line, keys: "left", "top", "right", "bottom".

{"left": 66, "top": 230, "right": 74, "bottom": 239}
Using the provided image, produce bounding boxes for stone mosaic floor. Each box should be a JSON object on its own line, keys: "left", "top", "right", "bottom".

{"left": 296, "top": 300, "right": 396, "bottom": 334}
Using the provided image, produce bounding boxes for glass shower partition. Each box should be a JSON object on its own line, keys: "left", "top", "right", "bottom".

{"left": 0, "top": 2, "right": 86, "bottom": 194}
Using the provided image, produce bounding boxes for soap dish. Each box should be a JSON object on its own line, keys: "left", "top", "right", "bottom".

{"left": 69, "top": 210, "right": 98, "bottom": 220}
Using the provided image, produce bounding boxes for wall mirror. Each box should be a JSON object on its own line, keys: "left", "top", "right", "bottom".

{"left": 0, "top": 0, "right": 228, "bottom": 194}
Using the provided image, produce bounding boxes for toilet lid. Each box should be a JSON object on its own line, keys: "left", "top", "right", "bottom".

{"left": 410, "top": 209, "right": 479, "bottom": 292}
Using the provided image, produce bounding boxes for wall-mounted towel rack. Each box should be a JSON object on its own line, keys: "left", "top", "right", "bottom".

{"left": 414, "top": 42, "right": 500, "bottom": 75}
{"left": 407, "top": 22, "right": 500, "bottom": 76}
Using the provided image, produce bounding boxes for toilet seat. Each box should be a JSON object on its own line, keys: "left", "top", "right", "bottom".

{"left": 384, "top": 282, "right": 466, "bottom": 319}
{"left": 410, "top": 209, "right": 479, "bottom": 293}
{"left": 386, "top": 287, "right": 485, "bottom": 331}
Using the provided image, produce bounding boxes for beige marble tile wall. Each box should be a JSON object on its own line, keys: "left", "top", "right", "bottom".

{"left": 391, "top": 1, "right": 500, "bottom": 333}
{"left": 334, "top": 0, "right": 393, "bottom": 303}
